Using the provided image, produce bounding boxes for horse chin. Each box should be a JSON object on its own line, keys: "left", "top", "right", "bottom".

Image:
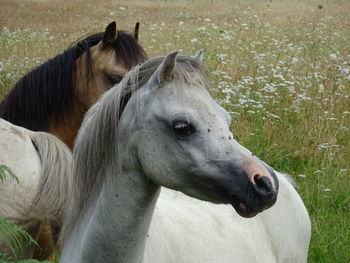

{"left": 230, "top": 199, "right": 260, "bottom": 218}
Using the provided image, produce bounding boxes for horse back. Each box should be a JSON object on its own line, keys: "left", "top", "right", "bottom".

{"left": 0, "top": 118, "right": 41, "bottom": 222}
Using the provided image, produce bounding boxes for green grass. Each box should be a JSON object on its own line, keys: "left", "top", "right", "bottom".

{"left": 0, "top": 0, "right": 349, "bottom": 262}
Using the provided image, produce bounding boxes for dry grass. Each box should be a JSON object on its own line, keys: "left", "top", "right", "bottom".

{"left": 1, "top": 0, "right": 349, "bottom": 262}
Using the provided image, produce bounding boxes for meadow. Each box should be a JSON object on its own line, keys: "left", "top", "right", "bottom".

{"left": 0, "top": 0, "right": 349, "bottom": 262}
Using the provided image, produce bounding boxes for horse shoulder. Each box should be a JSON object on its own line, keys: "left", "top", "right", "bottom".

{"left": 0, "top": 119, "right": 41, "bottom": 221}
{"left": 145, "top": 188, "right": 278, "bottom": 263}
{"left": 259, "top": 172, "right": 311, "bottom": 263}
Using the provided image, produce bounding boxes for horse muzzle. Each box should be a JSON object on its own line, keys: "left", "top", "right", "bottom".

{"left": 230, "top": 169, "right": 279, "bottom": 218}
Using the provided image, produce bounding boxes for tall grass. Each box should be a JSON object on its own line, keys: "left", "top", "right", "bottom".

{"left": 0, "top": 0, "right": 349, "bottom": 262}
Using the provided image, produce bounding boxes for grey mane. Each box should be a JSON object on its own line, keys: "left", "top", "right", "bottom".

{"left": 60, "top": 54, "right": 208, "bottom": 244}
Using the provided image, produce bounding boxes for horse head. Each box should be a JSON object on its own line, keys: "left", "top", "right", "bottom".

{"left": 75, "top": 21, "right": 147, "bottom": 107}
{"left": 130, "top": 51, "right": 279, "bottom": 217}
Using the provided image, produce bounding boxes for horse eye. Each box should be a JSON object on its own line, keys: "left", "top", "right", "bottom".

{"left": 107, "top": 74, "right": 123, "bottom": 85}
{"left": 172, "top": 121, "right": 195, "bottom": 137}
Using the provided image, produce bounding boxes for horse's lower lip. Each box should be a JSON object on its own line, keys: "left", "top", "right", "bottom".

{"left": 231, "top": 199, "right": 259, "bottom": 218}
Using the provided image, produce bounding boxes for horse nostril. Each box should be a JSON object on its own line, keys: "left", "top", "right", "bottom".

{"left": 252, "top": 173, "right": 261, "bottom": 184}
{"left": 254, "top": 176, "right": 274, "bottom": 196}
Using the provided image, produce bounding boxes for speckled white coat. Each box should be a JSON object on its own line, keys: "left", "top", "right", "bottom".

{"left": 0, "top": 119, "right": 41, "bottom": 222}
{"left": 145, "top": 175, "right": 310, "bottom": 263}
{"left": 61, "top": 52, "right": 311, "bottom": 263}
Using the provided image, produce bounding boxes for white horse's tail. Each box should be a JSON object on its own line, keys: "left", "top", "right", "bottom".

{"left": 28, "top": 132, "right": 72, "bottom": 225}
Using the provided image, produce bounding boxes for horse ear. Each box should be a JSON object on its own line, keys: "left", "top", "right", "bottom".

{"left": 159, "top": 51, "right": 178, "bottom": 84}
{"left": 149, "top": 51, "right": 178, "bottom": 87}
{"left": 134, "top": 22, "right": 140, "bottom": 41}
{"left": 102, "top": 22, "right": 118, "bottom": 49}
{"left": 192, "top": 49, "right": 204, "bottom": 63}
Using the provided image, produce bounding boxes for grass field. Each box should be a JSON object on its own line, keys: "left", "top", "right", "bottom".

{"left": 0, "top": 0, "right": 349, "bottom": 262}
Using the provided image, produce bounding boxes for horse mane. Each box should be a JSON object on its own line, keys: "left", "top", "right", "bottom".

{"left": 0, "top": 31, "right": 147, "bottom": 131}
{"left": 60, "top": 55, "right": 208, "bottom": 244}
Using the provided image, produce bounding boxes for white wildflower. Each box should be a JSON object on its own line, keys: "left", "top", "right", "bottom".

{"left": 329, "top": 54, "right": 337, "bottom": 60}
{"left": 291, "top": 58, "right": 299, "bottom": 64}
{"left": 319, "top": 84, "right": 324, "bottom": 92}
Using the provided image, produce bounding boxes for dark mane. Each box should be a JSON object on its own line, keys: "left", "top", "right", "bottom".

{"left": 0, "top": 31, "right": 147, "bottom": 131}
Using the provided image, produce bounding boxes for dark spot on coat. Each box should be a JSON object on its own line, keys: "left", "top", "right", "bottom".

{"left": 9, "top": 127, "right": 24, "bottom": 138}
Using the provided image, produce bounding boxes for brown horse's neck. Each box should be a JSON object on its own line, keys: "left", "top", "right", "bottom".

{"left": 47, "top": 54, "right": 95, "bottom": 149}
{"left": 47, "top": 100, "right": 87, "bottom": 149}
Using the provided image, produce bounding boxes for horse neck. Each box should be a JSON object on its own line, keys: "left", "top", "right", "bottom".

{"left": 48, "top": 53, "right": 96, "bottom": 149}
{"left": 47, "top": 100, "right": 87, "bottom": 149}
{"left": 61, "top": 133, "right": 160, "bottom": 263}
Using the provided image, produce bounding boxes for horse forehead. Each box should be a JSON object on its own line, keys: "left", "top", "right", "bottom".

{"left": 158, "top": 84, "right": 226, "bottom": 118}
{"left": 157, "top": 82, "right": 209, "bottom": 104}
{"left": 92, "top": 47, "right": 127, "bottom": 74}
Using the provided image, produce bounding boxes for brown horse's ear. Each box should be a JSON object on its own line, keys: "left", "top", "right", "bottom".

{"left": 102, "top": 21, "right": 117, "bottom": 49}
{"left": 134, "top": 22, "right": 140, "bottom": 41}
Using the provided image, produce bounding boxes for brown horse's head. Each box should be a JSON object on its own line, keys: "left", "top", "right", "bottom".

{"left": 75, "top": 22, "right": 147, "bottom": 107}
{"left": 0, "top": 21, "right": 147, "bottom": 149}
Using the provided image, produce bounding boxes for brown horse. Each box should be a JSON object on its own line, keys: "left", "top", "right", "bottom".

{"left": 0, "top": 21, "right": 147, "bottom": 148}
{"left": 0, "top": 21, "right": 147, "bottom": 260}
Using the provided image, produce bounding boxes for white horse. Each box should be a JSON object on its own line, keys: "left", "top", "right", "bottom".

{"left": 55, "top": 51, "right": 310, "bottom": 262}
{"left": 0, "top": 118, "right": 72, "bottom": 258}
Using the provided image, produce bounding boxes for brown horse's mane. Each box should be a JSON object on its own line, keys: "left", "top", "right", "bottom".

{"left": 0, "top": 31, "right": 147, "bottom": 131}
